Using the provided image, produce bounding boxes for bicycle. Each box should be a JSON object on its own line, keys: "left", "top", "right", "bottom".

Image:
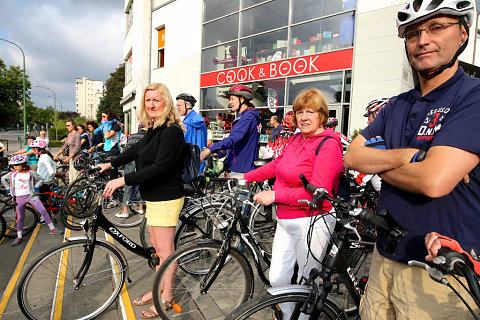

{"left": 225, "top": 174, "right": 407, "bottom": 320}
{"left": 150, "top": 178, "right": 274, "bottom": 319}
{"left": 17, "top": 181, "right": 159, "bottom": 320}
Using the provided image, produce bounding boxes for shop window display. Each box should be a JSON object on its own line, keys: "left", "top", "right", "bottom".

{"left": 202, "top": 42, "right": 239, "bottom": 73}
{"left": 204, "top": 0, "right": 239, "bottom": 22}
{"left": 287, "top": 72, "right": 344, "bottom": 105}
{"left": 292, "top": 0, "right": 355, "bottom": 24}
{"left": 239, "top": 29, "right": 288, "bottom": 65}
{"left": 241, "top": 0, "right": 289, "bottom": 37}
{"left": 290, "top": 12, "right": 354, "bottom": 57}
{"left": 203, "top": 14, "right": 239, "bottom": 48}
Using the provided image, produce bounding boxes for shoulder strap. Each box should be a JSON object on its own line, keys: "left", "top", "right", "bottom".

{"left": 315, "top": 136, "right": 333, "bottom": 156}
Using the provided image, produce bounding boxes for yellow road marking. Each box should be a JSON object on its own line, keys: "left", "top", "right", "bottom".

{"left": 106, "top": 233, "right": 135, "bottom": 319}
{"left": 0, "top": 224, "right": 41, "bottom": 320}
{"left": 52, "top": 227, "right": 71, "bottom": 320}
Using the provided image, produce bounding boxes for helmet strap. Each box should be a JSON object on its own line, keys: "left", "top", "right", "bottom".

{"left": 409, "top": 18, "right": 469, "bottom": 80}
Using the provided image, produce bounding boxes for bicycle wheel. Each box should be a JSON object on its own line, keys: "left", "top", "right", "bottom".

{"left": 61, "top": 185, "right": 98, "bottom": 230}
{"left": 17, "top": 240, "right": 126, "bottom": 320}
{"left": 174, "top": 202, "right": 235, "bottom": 250}
{"left": 152, "top": 243, "right": 254, "bottom": 320}
{"left": 225, "top": 291, "right": 347, "bottom": 320}
{"left": 2, "top": 204, "right": 39, "bottom": 239}
{"left": 102, "top": 191, "right": 144, "bottom": 228}
{"left": 248, "top": 204, "right": 276, "bottom": 256}
{"left": 0, "top": 214, "right": 6, "bottom": 240}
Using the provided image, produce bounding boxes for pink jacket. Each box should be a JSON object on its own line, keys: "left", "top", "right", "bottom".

{"left": 244, "top": 129, "right": 343, "bottom": 219}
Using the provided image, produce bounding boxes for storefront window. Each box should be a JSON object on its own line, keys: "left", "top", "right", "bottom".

{"left": 292, "top": 0, "right": 355, "bottom": 24}
{"left": 203, "top": 14, "right": 239, "bottom": 47}
{"left": 239, "top": 29, "right": 288, "bottom": 65}
{"left": 242, "top": 0, "right": 270, "bottom": 9}
{"left": 343, "top": 70, "right": 352, "bottom": 103}
{"left": 287, "top": 72, "right": 344, "bottom": 105}
{"left": 204, "top": 0, "right": 239, "bottom": 22}
{"left": 290, "top": 12, "right": 354, "bottom": 57}
{"left": 201, "top": 85, "right": 232, "bottom": 110}
{"left": 241, "top": 0, "right": 289, "bottom": 37}
{"left": 202, "top": 41, "right": 238, "bottom": 73}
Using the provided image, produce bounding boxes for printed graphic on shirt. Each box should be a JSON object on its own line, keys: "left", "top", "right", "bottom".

{"left": 14, "top": 172, "right": 30, "bottom": 196}
{"left": 417, "top": 107, "right": 450, "bottom": 141}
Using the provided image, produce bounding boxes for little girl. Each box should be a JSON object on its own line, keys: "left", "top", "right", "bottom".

{"left": 1, "top": 154, "right": 63, "bottom": 246}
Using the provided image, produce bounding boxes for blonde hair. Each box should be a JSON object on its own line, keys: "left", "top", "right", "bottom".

{"left": 292, "top": 88, "right": 329, "bottom": 127}
{"left": 139, "top": 83, "right": 185, "bottom": 131}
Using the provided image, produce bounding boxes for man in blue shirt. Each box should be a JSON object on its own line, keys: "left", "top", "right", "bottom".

{"left": 345, "top": 1, "right": 480, "bottom": 319}
{"left": 176, "top": 93, "right": 207, "bottom": 171}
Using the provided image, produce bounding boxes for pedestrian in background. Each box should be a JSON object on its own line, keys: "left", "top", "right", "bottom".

{"left": 269, "top": 115, "right": 283, "bottom": 141}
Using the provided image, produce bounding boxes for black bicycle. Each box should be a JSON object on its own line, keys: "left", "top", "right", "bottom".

{"left": 150, "top": 178, "right": 274, "bottom": 320}
{"left": 225, "top": 174, "right": 406, "bottom": 320}
{"left": 17, "top": 181, "right": 159, "bottom": 320}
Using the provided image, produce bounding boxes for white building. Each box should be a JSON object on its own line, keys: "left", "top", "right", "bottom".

{"left": 75, "top": 76, "right": 104, "bottom": 119}
{"left": 121, "top": 0, "right": 480, "bottom": 137}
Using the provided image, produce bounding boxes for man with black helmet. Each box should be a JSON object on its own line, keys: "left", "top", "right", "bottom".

{"left": 345, "top": 0, "right": 480, "bottom": 318}
{"left": 200, "top": 84, "right": 260, "bottom": 173}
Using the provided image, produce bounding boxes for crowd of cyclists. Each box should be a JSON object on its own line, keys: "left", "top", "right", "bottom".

{"left": 2, "top": 0, "right": 480, "bottom": 318}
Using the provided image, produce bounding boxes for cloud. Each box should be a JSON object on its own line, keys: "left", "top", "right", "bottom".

{"left": 0, "top": 0, "right": 123, "bottom": 112}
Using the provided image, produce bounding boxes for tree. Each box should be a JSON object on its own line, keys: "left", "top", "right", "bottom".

{"left": 0, "top": 58, "right": 32, "bottom": 128}
{"left": 97, "top": 63, "right": 125, "bottom": 122}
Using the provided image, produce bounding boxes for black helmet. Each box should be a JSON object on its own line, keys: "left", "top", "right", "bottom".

{"left": 176, "top": 93, "right": 197, "bottom": 108}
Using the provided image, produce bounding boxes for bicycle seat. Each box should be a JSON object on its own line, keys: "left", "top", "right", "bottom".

{"left": 254, "top": 158, "right": 273, "bottom": 168}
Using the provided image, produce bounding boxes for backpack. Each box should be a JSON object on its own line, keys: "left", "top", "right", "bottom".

{"left": 292, "top": 134, "right": 350, "bottom": 200}
{"left": 182, "top": 143, "right": 201, "bottom": 185}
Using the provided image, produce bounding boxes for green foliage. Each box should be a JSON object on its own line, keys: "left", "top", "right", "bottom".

{"left": 58, "top": 111, "right": 80, "bottom": 120}
{"left": 0, "top": 57, "right": 32, "bottom": 128}
{"left": 351, "top": 128, "right": 363, "bottom": 140}
{"left": 97, "top": 63, "right": 125, "bottom": 123}
{"left": 49, "top": 140, "right": 65, "bottom": 148}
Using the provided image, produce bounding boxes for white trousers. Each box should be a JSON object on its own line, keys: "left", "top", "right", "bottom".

{"left": 270, "top": 213, "right": 336, "bottom": 319}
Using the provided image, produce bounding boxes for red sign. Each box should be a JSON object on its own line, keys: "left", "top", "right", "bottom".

{"left": 200, "top": 49, "right": 353, "bottom": 88}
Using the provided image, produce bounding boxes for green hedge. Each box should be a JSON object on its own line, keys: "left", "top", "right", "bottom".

{"left": 49, "top": 140, "right": 65, "bottom": 148}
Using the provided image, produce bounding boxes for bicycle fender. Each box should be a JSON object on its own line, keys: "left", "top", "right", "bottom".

{"left": 65, "top": 236, "right": 130, "bottom": 279}
{"left": 267, "top": 285, "right": 312, "bottom": 296}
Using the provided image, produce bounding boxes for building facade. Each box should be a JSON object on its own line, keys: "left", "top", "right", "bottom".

{"left": 121, "top": 0, "right": 480, "bottom": 141}
{"left": 75, "top": 76, "right": 104, "bottom": 119}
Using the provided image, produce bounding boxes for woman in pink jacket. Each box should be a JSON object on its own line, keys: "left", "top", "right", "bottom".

{"left": 236, "top": 88, "right": 344, "bottom": 318}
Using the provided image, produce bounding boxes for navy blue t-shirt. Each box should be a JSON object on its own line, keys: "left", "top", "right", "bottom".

{"left": 361, "top": 67, "right": 480, "bottom": 264}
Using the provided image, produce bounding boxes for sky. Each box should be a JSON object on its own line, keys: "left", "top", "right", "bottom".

{"left": 0, "top": 0, "right": 124, "bottom": 112}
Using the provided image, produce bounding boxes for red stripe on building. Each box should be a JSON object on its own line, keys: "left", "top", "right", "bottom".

{"left": 200, "top": 48, "right": 353, "bottom": 88}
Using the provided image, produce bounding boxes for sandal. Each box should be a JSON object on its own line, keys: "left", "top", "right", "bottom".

{"left": 141, "top": 308, "right": 159, "bottom": 319}
{"left": 133, "top": 295, "right": 152, "bottom": 306}
{"left": 161, "top": 298, "right": 174, "bottom": 311}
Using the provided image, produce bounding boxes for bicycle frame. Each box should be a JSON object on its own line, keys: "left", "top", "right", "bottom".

{"left": 70, "top": 195, "right": 158, "bottom": 289}
{"left": 199, "top": 197, "right": 272, "bottom": 294}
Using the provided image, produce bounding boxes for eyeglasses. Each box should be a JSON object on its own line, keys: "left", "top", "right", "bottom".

{"left": 404, "top": 22, "right": 460, "bottom": 42}
{"left": 66, "top": 124, "right": 72, "bottom": 127}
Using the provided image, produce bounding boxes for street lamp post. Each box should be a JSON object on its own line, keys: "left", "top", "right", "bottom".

{"left": 34, "top": 85, "right": 58, "bottom": 140}
{"left": 48, "top": 95, "right": 63, "bottom": 112}
{"left": 0, "top": 37, "right": 26, "bottom": 144}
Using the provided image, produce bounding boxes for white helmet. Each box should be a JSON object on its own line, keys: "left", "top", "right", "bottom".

{"left": 397, "top": 0, "right": 474, "bottom": 38}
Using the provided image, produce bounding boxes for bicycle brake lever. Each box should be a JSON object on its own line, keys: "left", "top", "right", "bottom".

{"left": 408, "top": 260, "right": 449, "bottom": 285}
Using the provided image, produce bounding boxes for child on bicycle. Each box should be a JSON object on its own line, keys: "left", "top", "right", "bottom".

{"left": 1, "top": 154, "right": 63, "bottom": 246}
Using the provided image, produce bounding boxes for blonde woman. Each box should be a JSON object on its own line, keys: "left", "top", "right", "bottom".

{"left": 98, "top": 83, "right": 186, "bottom": 318}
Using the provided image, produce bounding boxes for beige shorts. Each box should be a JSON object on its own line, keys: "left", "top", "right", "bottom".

{"left": 145, "top": 197, "right": 184, "bottom": 227}
{"left": 360, "top": 247, "right": 478, "bottom": 320}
